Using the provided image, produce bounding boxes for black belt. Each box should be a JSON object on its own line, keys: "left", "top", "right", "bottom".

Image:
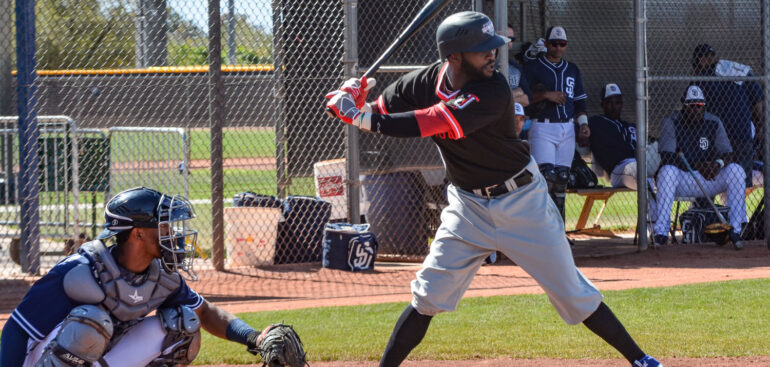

{"left": 464, "top": 170, "right": 533, "bottom": 198}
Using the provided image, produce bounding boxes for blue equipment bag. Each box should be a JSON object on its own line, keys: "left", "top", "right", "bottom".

{"left": 323, "top": 223, "right": 378, "bottom": 271}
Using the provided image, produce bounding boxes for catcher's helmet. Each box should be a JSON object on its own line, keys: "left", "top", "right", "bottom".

{"left": 436, "top": 11, "right": 510, "bottom": 59}
{"left": 99, "top": 187, "right": 198, "bottom": 278}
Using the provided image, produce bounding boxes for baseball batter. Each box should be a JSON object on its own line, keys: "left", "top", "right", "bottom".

{"left": 325, "top": 11, "right": 662, "bottom": 367}
{"left": 654, "top": 85, "right": 746, "bottom": 249}
{"left": 522, "top": 26, "right": 589, "bottom": 220}
{"left": 0, "top": 187, "right": 304, "bottom": 366}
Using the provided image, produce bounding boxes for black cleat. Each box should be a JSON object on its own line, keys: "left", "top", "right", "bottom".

{"left": 729, "top": 232, "right": 743, "bottom": 251}
{"left": 652, "top": 235, "right": 668, "bottom": 249}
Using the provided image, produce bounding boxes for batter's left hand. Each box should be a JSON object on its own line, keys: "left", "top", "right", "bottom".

{"left": 325, "top": 90, "right": 361, "bottom": 124}
{"left": 578, "top": 124, "right": 590, "bottom": 140}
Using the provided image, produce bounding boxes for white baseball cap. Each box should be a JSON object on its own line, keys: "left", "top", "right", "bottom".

{"left": 601, "top": 83, "right": 622, "bottom": 100}
{"left": 683, "top": 85, "right": 706, "bottom": 103}
{"left": 514, "top": 102, "right": 525, "bottom": 116}
{"left": 546, "top": 26, "right": 567, "bottom": 42}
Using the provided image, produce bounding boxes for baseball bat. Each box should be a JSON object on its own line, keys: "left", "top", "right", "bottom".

{"left": 326, "top": 0, "right": 451, "bottom": 118}
{"left": 678, "top": 152, "right": 730, "bottom": 226}
{"left": 361, "top": 0, "right": 452, "bottom": 78}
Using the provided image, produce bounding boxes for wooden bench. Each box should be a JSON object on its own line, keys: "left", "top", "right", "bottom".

{"left": 566, "top": 186, "right": 635, "bottom": 237}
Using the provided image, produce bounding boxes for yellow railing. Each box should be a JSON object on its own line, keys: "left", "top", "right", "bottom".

{"left": 12, "top": 64, "right": 274, "bottom": 76}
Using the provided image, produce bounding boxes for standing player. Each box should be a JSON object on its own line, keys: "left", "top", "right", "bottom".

{"left": 325, "top": 11, "right": 662, "bottom": 367}
{"left": 522, "top": 26, "right": 589, "bottom": 220}
{"left": 0, "top": 187, "right": 305, "bottom": 366}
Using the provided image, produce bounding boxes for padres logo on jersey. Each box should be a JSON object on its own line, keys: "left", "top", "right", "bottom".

{"left": 698, "top": 137, "right": 709, "bottom": 150}
{"left": 565, "top": 77, "right": 575, "bottom": 98}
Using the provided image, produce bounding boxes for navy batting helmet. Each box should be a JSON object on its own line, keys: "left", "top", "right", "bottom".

{"left": 436, "top": 11, "right": 510, "bottom": 59}
{"left": 100, "top": 187, "right": 198, "bottom": 277}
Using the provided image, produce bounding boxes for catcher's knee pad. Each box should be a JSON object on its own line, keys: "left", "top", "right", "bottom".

{"left": 36, "top": 305, "right": 113, "bottom": 367}
{"left": 149, "top": 306, "right": 201, "bottom": 366}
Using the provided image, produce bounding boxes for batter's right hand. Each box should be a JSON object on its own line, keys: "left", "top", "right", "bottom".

{"left": 545, "top": 91, "right": 567, "bottom": 105}
{"left": 339, "top": 77, "right": 377, "bottom": 109}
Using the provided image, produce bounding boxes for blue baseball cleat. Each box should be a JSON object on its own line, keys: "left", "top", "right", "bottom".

{"left": 633, "top": 355, "right": 663, "bottom": 367}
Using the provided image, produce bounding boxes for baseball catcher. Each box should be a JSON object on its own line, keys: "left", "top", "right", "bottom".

{"left": 0, "top": 187, "right": 307, "bottom": 367}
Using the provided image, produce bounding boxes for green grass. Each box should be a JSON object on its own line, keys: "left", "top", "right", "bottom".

{"left": 195, "top": 278, "right": 770, "bottom": 364}
{"left": 188, "top": 128, "right": 276, "bottom": 161}
{"left": 108, "top": 127, "right": 276, "bottom": 162}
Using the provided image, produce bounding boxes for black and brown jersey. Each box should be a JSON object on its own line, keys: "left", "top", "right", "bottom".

{"left": 375, "top": 61, "right": 531, "bottom": 189}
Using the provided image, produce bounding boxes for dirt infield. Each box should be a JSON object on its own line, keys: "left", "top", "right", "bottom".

{"left": 2, "top": 238, "right": 769, "bottom": 366}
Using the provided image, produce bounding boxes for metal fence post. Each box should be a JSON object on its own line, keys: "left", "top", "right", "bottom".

{"left": 16, "top": 0, "right": 40, "bottom": 274}
{"left": 273, "top": 0, "right": 287, "bottom": 199}
{"left": 1, "top": 0, "right": 13, "bottom": 205}
{"left": 344, "top": 0, "right": 361, "bottom": 224}
{"left": 209, "top": 0, "right": 225, "bottom": 271}
{"left": 227, "top": 0, "right": 236, "bottom": 65}
{"left": 494, "top": 0, "right": 508, "bottom": 81}
{"left": 762, "top": 0, "right": 770, "bottom": 249}
{"left": 635, "top": 0, "right": 648, "bottom": 251}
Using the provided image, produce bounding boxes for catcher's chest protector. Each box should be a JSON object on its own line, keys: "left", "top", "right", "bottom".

{"left": 67, "top": 240, "right": 182, "bottom": 322}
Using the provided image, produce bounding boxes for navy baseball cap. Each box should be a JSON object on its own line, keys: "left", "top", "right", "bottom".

{"left": 545, "top": 26, "right": 567, "bottom": 42}
{"left": 437, "top": 12, "right": 510, "bottom": 59}
{"left": 692, "top": 44, "right": 715, "bottom": 65}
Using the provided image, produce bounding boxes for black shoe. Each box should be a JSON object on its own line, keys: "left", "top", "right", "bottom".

{"left": 729, "top": 232, "right": 743, "bottom": 251}
{"left": 652, "top": 235, "right": 668, "bottom": 248}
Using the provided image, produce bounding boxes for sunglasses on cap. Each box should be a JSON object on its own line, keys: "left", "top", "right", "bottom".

{"left": 685, "top": 102, "right": 705, "bottom": 107}
{"left": 549, "top": 41, "right": 567, "bottom": 47}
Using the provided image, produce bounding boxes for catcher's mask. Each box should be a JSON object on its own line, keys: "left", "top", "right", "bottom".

{"left": 99, "top": 187, "right": 199, "bottom": 279}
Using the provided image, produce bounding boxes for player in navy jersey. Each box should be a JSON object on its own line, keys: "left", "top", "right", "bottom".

{"left": 692, "top": 44, "right": 764, "bottom": 188}
{"left": 326, "top": 11, "right": 662, "bottom": 367}
{"left": 654, "top": 86, "right": 746, "bottom": 250}
{"left": 578, "top": 84, "right": 643, "bottom": 189}
{"left": 0, "top": 187, "right": 277, "bottom": 366}
{"left": 522, "top": 26, "right": 589, "bottom": 221}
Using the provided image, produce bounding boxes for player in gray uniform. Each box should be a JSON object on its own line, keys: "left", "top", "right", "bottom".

{"left": 325, "top": 11, "right": 662, "bottom": 367}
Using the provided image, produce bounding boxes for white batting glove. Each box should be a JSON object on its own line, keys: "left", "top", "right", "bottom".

{"left": 324, "top": 91, "right": 372, "bottom": 131}
{"left": 525, "top": 38, "right": 546, "bottom": 60}
{"left": 339, "top": 77, "right": 376, "bottom": 109}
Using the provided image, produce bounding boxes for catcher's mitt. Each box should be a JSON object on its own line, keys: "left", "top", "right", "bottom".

{"left": 247, "top": 323, "right": 307, "bottom": 367}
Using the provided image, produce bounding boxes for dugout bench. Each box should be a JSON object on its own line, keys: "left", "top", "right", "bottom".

{"left": 566, "top": 186, "right": 634, "bottom": 237}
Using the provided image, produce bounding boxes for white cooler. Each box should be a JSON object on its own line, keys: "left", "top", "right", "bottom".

{"left": 224, "top": 206, "right": 282, "bottom": 267}
{"left": 313, "top": 158, "right": 369, "bottom": 220}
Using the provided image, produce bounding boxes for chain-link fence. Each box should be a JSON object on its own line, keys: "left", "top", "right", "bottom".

{"left": 1, "top": 0, "right": 768, "bottom": 315}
